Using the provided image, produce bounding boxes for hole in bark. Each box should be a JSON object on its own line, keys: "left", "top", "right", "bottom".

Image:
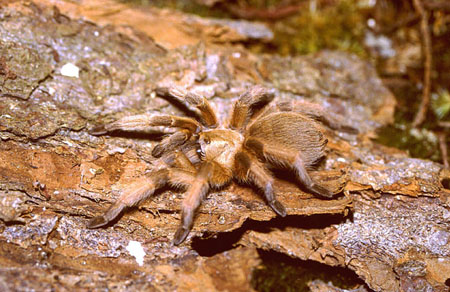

{"left": 191, "top": 213, "right": 350, "bottom": 257}
{"left": 445, "top": 278, "right": 450, "bottom": 287}
{"left": 441, "top": 178, "right": 450, "bottom": 189}
{"left": 3, "top": 220, "right": 26, "bottom": 226}
{"left": 251, "top": 249, "right": 370, "bottom": 292}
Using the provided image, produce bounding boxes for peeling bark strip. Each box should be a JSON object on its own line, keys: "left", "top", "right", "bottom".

{"left": 0, "top": 1, "right": 448, "bottom": 291}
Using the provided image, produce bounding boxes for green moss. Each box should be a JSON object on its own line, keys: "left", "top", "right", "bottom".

{"left": 432, "top": 89, "right": 450, "bottom": 119}
{"left": 375, "top": 100, "right": 442, "bottom": 162}
{"left": 376, "top": 123, "right": 441, "bottom": 162}
{"left": 268, "top": 0, "right": 367, "bottom": 57}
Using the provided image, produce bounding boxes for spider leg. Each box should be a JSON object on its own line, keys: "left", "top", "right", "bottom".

{"left": 88, "top": 150, "right": 198, "bottom": 229}
{"left": 234, "top": 151, "right": 287, "bottom": 217}
{"left": 173, "top": 162, "right": 212, "bottom": 245}
{"left": 230, "top": 85, "right": 274, "bottom": 130}
{"left": 152, "top": 130, "right": 191, "bottom": 158}
{"left": 172, "top": 160, "right": 232, "bottom": 245}
{"left": 245, "top": 138, "right": 333, "bottom": 198}
{"left": 87, "top": 170, "right": 168, "bottom": 228}
{"left": 156, "top": 86, "right": 218, "bottom": 127}
{"left": 169, "top": 150, "right": 197, "bottom": 172}
{"left": 90, "top": 114, "right": 201, "bottom": 135}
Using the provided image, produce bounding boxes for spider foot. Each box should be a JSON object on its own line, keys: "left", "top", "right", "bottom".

{"left": 173, "top": 226, "right": 191, "bottom": 245}
{"left": 310, "top": 183, "right": 334, "bottom": 198}
{"left": 87, "top": 202, "right": 126, "bottom": 229}
{"left": 151, "top": 143, "right": 164, "bottom": 157}
{"left": 87, "top": 216, "right": 108, "bottom": 228}
{"left": 89, "top": 125, "right": 108, "bottom": 135}
{"left": 269, "top": 199, "right": 287, "bottom": 217}
{"left": 339, "top": 124, "right": 359, "bottom": 134}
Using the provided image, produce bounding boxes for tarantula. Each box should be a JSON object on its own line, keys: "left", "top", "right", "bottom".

{"left": 88, "top": 85, "right": 353, "bottom": 245}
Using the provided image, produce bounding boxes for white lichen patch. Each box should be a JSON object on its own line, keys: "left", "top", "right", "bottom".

{"left": 60, "top": 63, "right": 80, "bottom": 78}
{"left": 126, "top": 240, "right": 146, "bottom": 266}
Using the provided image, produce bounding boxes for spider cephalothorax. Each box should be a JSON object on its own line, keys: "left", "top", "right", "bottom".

{"left": 88, "top": 86, "right": 353, "bottom": 245}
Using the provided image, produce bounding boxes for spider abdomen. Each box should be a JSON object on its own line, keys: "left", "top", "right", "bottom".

{"left": 248, "top": 112, "right": 327, "bottom": 166}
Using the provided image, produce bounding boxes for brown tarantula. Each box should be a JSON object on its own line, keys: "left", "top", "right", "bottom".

{"left": 88, "top": 85, "right": 354, "bottom": 245}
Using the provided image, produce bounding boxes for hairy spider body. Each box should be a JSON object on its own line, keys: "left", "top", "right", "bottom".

{"left": 199, "top": 129, "right": 244, "bottom": 169}
{"left": 88, "top": 85, "right": 348, "bottom": 245}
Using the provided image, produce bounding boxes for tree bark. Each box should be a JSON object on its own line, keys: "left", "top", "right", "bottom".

{"left": 0, "top": 1, "right": 448, "bottom": 291}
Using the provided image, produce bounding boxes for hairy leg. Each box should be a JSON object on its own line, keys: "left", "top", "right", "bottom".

{"left": 90, "top": 114, "right": 201, "bottom": 135}
{"left": 87, "top": 170, "right": 168, "bottom": 228}
{"left": 234, "top": 151, "right": 286, "bottom": 217}
{"left": 171, "top": 150, "right": 197, "bottom": 173}
{"left": 156, "top": 86, "right": 218, "bottom": 127}
{"left": 173, "top": 162, "right": 212, "bottom": 245}
{"left": 152, "top": 130, "right": 191, "bottom": 158}
{"left": 88, "top": 150, "right": 198, "bottom": 230}
{"left": 245, "top": 138, "right": 333, "bottom": 198}
{"left": 230, "top": 85, "right": 274, "bottom": 130}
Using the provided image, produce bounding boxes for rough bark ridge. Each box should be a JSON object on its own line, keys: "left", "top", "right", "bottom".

{"left": 0, "top": 1, "right": 448, "bottom": 291}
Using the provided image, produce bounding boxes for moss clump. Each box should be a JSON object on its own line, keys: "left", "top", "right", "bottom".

{"left": 432, "top": 89, "right": 450, "bottom": 119}
{"left": 268, "top": 0, "right": 367, "bottom": 57}
{"left": 376, "top": 123, "right": 441, "bottom": 162}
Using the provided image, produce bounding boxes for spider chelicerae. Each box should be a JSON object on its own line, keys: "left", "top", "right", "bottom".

{"left": 88, "top": 85, "right": 355, "bottom": 245}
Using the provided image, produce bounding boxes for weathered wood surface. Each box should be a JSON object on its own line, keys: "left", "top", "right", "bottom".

{"left": 0, "top": 1, "right": 448, "bottom": 291}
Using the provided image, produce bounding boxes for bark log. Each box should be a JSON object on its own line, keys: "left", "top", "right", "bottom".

{"left": 0, "top": 1, "right": 448, "bottom": 291}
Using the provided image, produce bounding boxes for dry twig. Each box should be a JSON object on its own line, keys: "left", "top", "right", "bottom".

{"left": 438, "top": 121, "right": 450, "bottom": 128}
{"left": 438, "top": 132, "right": 449, "bottom": 168}
{"left": 412, "top": 0, "right": 433, "bottom": 127}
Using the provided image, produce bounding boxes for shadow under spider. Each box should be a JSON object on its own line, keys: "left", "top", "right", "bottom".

{"left": 190, "top": 212, "right": 353, "bottom": 257}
